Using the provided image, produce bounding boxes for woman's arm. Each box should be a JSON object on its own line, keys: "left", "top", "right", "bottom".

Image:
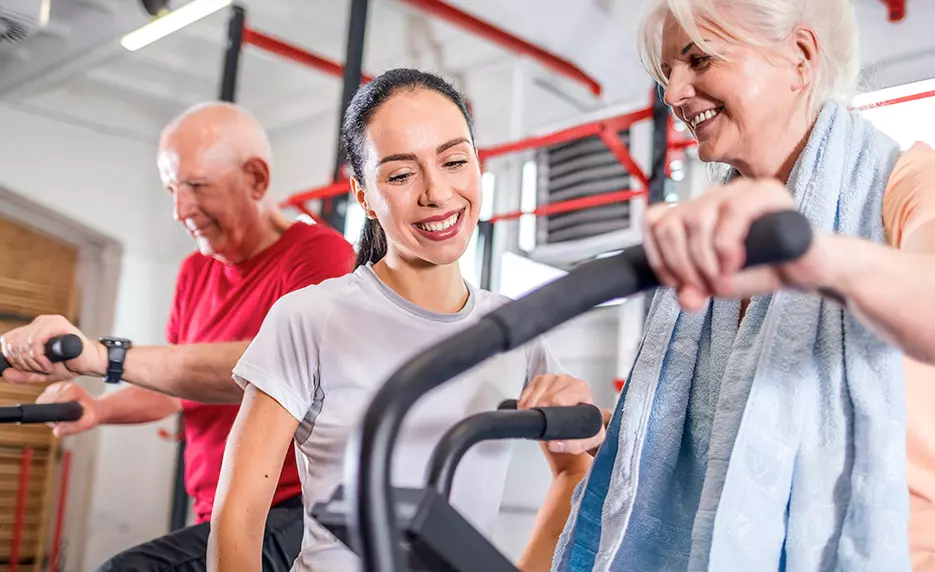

{"left": 823, "top": 222, "right": 935, "bottom": 364}
{"left": 517, "top": 448, "right": 591, "bottom": 572}
{"left": 515, "top": 374, "right": 604, "bottom": 570}
{"left": 208, "top": 383, "right": 300, "bottom": 572}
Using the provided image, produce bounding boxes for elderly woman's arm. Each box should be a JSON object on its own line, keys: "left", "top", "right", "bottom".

{"left": 641, "top": 169, "right": 935, "bottom": 366}
{"left": 823, "top": 222, "right": 935, "bottom": 364}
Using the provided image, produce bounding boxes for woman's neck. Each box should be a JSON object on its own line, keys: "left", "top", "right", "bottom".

{"left": 373, "top": 253, "right": 469, "bottom": 314}
{"left": 734, "top": 108, "right": 818, "bottom": 184}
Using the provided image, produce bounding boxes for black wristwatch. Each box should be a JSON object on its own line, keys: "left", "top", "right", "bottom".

{"left": 99, "top": 337, "right": 132, "bottom": 384}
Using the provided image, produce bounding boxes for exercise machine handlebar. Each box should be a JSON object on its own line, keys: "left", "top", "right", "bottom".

{"left": 426, "top": 400, "right": 603, "bottom": 499}
{"left": 0, "top": 401, "right": 83, "bottom": 424}
{"left": 0, "top": 334, "right": 84, "bottom": 374}
{"left": 344, "top": 210, "right": 814, "bottom": 572}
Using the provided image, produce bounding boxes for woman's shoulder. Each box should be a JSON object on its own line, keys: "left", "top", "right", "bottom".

{"left": 272, "top": 268, "right": 366, "bottom": 313}
{"left": 883, "top": 141, "right": 935, "bottom": 248}
{"left": 471, "top": 287, "right": 513, "bottom": 313}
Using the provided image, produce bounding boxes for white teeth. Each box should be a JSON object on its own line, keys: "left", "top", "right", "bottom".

{"left": 416, "top": 212, "right": 460, "bottom": 232}
{"left": 690, "top": 108, "right": 721, "bottom": 128}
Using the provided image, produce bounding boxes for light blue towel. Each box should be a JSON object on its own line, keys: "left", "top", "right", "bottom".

{"left": 553, "top": 102, "right": 910, "bottom": 571}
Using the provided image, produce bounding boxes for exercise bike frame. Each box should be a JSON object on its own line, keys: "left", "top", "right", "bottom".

{"left": 343, "top": 211, "right": 814, "bottom": 572}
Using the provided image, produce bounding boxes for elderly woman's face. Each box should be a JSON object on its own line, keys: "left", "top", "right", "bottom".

{"left": 659, "top": 16, "right": 802, "bottom": 166}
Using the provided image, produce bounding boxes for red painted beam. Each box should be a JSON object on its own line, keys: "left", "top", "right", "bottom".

{"left": 243, "top": 28, "right": 373, "bottom": 83}
{"left": 398, "top": 0, "right": 602, "bottom": 97}
{"left": 598, "top": 125, "right": 650, "bottom": 191}
{"left": 488, "top": 188, "right": 645, "bottom": 223}
{"left": 479, "top": 107, "right": 653, "bottom": 161}
{"left": 282, "top": 180, "right": 353, "bottom": 206}
{"left": 11, "top": 447, "right": 33, "bottom": 572}
{"left": 855, "top": 88, "right": 935, "bottom": 111}
{"left": 50, "top": 450, "right": 72, "bottom": 572}
{"left": 880, "top": 0, "right": 906, "bottom": 22}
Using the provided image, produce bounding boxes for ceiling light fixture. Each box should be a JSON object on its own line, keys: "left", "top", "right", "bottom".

{"left": 121, "top": 0, "right": 232, "bottom": 52}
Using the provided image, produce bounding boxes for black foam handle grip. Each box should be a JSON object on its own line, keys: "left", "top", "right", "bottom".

{"left": 0, "top": 401, "right": 83, "bottom": 424}
{"left": 20, "top": 402, "right": 83, "bottom": 423}
{"left": 497, "top": 400, "right": 602, "bottom": 440}
{"left": 538, "top": 404, "right": 603, "bottom": 441}
{"left": 498, "top": 399, "right": 518, "bottom": 410}
{"left": 742, "top": 210, "right": 813, "bottom": 268}
{"left": 0, "top": 333, "right": 84, "bottom": 374}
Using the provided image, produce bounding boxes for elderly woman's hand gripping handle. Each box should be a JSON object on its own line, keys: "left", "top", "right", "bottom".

{"left": 644, "top": 177, "right": 935, "bottom": 365}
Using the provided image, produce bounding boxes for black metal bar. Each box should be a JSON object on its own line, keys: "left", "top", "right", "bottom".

{"left": 644, "top": 86, "right": 671, "bottom": 318}
{"left": 176, "top": 1, "right": 244, "bottom": 529}
{"left": 219, "top": 4, "right": 246, "bottom": 102}
{"left": 648, "top": 85, "right": 670, "bottom": 206}
{"left": 323, "top": 0, "right": 371, "bottom": 233}
{"left": 426, "top": 410, "right": 547, "bottom": 499}
{"left": 477, "top": 220, "right": 494, "bottom": 290}
{"left": 426, "top": 405, "right": 602, "bottom": 499}
{"left": 345, "top": 211, "right": 813, "bottom": 572}
{"left": 169, "top": 415, "right": 189, "bottom": 531}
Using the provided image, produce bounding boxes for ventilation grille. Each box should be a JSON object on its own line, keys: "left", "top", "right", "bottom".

{"left": 536, "top": 130, "right": 633, "bottom": 245}
{"left": 0, "top": 1, "right": 49, "bottom": 48}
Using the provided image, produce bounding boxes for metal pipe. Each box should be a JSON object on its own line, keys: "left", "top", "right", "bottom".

{"left": 324, "top": 0, "right": 371, "bottom": 233}
{"left": 10, "top": 447, "right": 33, "bottom": 572}
{"left": 398, "top": 0, "right": 602, "bottom": 97}
{"left": 219, "top": 4, "right": 246, "bottom": 102}
{"left": 243, "top": 28, "right": 373, "bottom": 83}
{"left": 50, "top": 450, "right": 72, "bottom": 572}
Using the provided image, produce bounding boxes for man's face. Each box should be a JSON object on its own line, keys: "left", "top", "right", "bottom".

{"left": 158, "top": 133, "right": 255, "bottom": 262}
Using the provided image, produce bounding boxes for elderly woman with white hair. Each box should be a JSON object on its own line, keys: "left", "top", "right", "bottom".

{"left": 547, "top": 0, "right": 935, "bottom": 570}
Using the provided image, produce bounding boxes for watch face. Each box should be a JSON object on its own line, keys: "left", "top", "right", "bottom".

{"left": 100, "top": 337, "right": 132, "bottom": 348}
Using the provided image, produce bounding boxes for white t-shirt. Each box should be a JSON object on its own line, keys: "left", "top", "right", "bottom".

{"left": 232, "top": 263, "right": 563, "bottom": 572}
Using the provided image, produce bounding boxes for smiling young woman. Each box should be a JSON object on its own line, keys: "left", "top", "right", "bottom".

{"left": 205, "top": 69, "right": 605, "bottom": 572}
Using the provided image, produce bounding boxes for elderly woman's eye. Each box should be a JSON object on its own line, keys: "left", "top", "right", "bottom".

{"left": 690, "top": 55, "right": 712, "bottom": 69}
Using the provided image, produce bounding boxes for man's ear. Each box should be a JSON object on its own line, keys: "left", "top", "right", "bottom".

{"left": 350, "top": 176, "right": 376, "bottom": 218}
{"left": 243, "top": 157, "right": 271, "bottom": 199}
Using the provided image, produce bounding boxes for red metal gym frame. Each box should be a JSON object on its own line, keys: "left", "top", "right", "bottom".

{"left": 243, "top": 28, "right": 374, "bottom": 84}
{"left": 397, "top": 0, "right": 603, "bottom": 98}
{"left": 855, "top": 88, "right": 935, "bottom": 111}
{"left": 880, "top": 0, "right": 906, "bottom": 22}
{"left": 10, "top": 447, "right": 33, "bottom": 572}
{"left": 280, "top": 103, "right": 672, "bottom": 221}
{"left": 49, "top": 450, "right": 73, "bottom": 572}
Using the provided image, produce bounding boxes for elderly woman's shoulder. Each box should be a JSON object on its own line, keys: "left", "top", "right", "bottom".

{"left": 893, "top": 141, "right": 935, "bottom": 181}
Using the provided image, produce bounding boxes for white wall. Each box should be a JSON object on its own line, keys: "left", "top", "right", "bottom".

{"left": 0, "top": 102, "right": 192, "bottom": 571}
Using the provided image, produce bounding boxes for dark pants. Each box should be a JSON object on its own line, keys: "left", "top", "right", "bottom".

{"left": 97, "top": 496, "right": 304, "bottom": 572}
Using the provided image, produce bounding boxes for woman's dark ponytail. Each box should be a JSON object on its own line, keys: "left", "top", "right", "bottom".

{"left": 355, "top": 217, "right": 387, "bottom": 268}
{"left": 341, "top": 68, "right": 474, "bottom": 269}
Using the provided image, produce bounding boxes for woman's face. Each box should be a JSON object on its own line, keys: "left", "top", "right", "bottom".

{"left": 356, "top": 89, "right": 481, "bottom": 267}
{"left": 659, "top": 15, "right": 806, "bottom": 168}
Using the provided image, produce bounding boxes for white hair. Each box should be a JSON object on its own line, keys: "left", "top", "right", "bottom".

{"left": 638, "top": 0, "right": 861, "bottom": 113}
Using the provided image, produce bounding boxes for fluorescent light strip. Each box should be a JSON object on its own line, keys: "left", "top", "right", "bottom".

{"left": 121, "top": 0, "right": 232, "bottom": 52}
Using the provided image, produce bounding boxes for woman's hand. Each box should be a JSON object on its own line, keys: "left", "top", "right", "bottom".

{"left": 644, "top": 178, "right": 836, "bottom": 310}
{"left": 519, "top": 374, "right": 605, "bottom": 455}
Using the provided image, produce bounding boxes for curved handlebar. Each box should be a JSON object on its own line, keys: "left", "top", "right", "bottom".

{"left": 0, "top": 334, "right": 84, "bottom": 374}
{"left": 426, "top": 401, "right": 603, "bottom": 498}
{"left": 345, "top": 210, "right": 813, "bottom": 572}
{"left": 0, "top": 401, "right": 83, "bottom": 424}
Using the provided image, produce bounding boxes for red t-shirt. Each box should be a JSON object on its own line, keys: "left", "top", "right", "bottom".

{"left": 165, "top": 221, "right": 355, "bottom": 523}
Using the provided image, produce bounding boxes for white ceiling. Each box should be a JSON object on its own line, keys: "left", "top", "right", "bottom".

{"left": 1, "top": 0, "right": 934, "bottom": 146}
{"left": 0, "top": 0, "right": 647, "bottom": 145}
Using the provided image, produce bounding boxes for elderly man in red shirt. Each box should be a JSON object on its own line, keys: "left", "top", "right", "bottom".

{"left": 0, "top": 101, "right": 355, "bottom": 571}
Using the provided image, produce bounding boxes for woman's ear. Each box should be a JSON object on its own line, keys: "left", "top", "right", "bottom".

{"left": 792, "top": 25, "right": 819, "bottom": 91}
{"left": 350, "top": 176, "right": 377, "bottom": 219}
